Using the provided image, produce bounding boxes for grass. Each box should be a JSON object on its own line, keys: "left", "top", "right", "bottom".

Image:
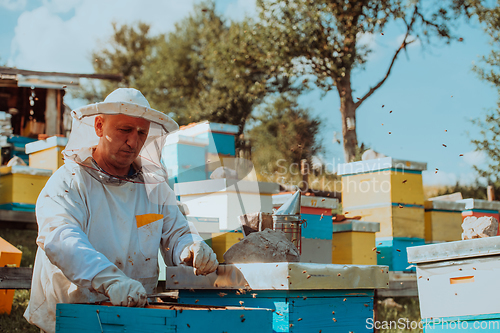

{"left": 0, "top": 229, "right": 38, "bottom": 268}
{"left": 377, "top": 297, "right": 423, "bottom": 333}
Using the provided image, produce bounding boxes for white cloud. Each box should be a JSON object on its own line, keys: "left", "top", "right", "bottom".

{"left": 0, "top": 0, "right": 27, "bottom": 11}
{"left": 462, "top": 150, "right": 487, "bottom": 167}
{"left": 9, "top": 0, "right": 198, "bottom": 73}
{"left": 224, "top": 0, "right": 257, "bottom": 22}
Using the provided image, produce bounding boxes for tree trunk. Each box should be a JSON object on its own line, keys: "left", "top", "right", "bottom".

{"left": 338, "top": 72, "right": 358, "bottom": 163}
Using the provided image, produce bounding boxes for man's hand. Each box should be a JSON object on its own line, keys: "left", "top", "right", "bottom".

{"left": 179, "top": 241, "right": 219, "bottom": 275}
{"left": 92, "top": 266, "right": 147, "bottom": 307}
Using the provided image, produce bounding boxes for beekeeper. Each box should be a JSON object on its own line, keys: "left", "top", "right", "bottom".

{"left": 24, "top": 88, "right": 218, "bottom": 333}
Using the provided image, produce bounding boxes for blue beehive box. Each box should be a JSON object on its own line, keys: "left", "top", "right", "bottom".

{"left": 7, "top": 136, "right": 37, "bottom": 164}
{"left": 56, "top": 303, "right": 273, "bottom": 333}
{"left": 377, "top": 237, "right": 425, "bottom": 272}
{"left": 166, "top": 262, "right": 389, "bottom": 333}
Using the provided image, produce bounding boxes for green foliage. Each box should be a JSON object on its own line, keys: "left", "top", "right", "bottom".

{"left": 471, "top": 2, "right": 500, "bottom": 181}
{"left": 247, "top": 94, "right": 322, "bottom": 181}
{"left": 85, "top": 2, "right": 298, "bottom": 141}
{"left": 438, "top": 181, "right": 489, "bottom": 199}
{"left": 0, "top": 229, "right": 37, "bottom": 268}
{"left": 376, "top": 297, "right": 422, "bottom": 333}
{"left": 352, "top": 142, "right": 369, "bottom": 162}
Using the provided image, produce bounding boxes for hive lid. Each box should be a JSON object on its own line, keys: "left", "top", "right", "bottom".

{"left": 332, "top": 220, "right": 380, "bottom": 233}
{"left": 273, "top": 193, "right": 338, "bottom": 210}
{"left": 337, "top": 157, "right": 427, "bottom": 176}
{"left": 407, "top": 236, "right": 500, "bottom": 264}
{"left": 424, "top": 200, "right": 466, "bottom": 211}
{"left": 457, "top": 198, "right": 500, "bottom": 211}
{"left": 25, "top": 136, "right": 68, "bottom": 154}
{"left": 165, "top": 262, "right": 389, "bottom": 290}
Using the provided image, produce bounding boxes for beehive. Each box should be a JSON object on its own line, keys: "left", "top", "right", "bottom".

{"left": 408, "top": 237, "right": 500, "bottom": 330}
{"left": 56, "top": 303, "right": 273, "bottom": 332}
{"left": 338, "top": 157, "right": 427, "bottom": 240}
{"left": 0, "top": 165, "right": 51, "bottom": 211}
{"left": 167, "top": 262, "right": 389, "bottom": 333}
{"left": 377, "top": 237, "right": 425, "bottom": 272}
{"left": 210, "top": 231, "right": 243, "bottom": 263}
{"left": 175, "top": 179, "right": 279, "bottom": 231}
{"left": 332, "top": 220, "right": 379, "bottom": 265}
{"left": 344, "top": 203, "right": 425, "bottom": 239}
{"left": 424, "top": 200, "right": 466, "bottom": 242}
{"left": 338, "top": 157, "right": 426, "bottom": 208}
{"left": 25, "top": 136, "right": 67, "bottom": 174}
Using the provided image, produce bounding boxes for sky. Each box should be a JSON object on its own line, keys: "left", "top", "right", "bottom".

{"left": 0, "top": 0, "right": 498, "bottom": 187}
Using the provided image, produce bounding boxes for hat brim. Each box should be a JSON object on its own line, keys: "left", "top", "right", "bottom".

{"left": 72, "top": 101, "right": 179, "bottom": 133}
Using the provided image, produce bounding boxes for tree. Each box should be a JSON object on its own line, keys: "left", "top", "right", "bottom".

{"left": 247, "top": 94, "right": 322, "bottom": 182}
{"left": 143, "top": 2, "right": 297, "bottom": 142}
{"left": 471, "top": 2, "right": 500, "bottom": 182}
{"left": 86, "top": 2, "right": 297, "bottom": 147}
{"left": 255, "top": 0, "right": 476, "bottom": 162}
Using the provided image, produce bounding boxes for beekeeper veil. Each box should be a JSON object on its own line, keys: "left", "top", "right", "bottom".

{"left": 63, "top": 88, "right": 178, "bottom": 185}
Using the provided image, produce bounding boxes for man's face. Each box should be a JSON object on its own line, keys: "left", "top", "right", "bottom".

{"left": 94, "top": 114, "right": 151, "bottom": 171}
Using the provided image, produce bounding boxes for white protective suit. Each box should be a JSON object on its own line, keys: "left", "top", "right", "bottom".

{"left": 24, "top": 89, "right": 204, "bottom": 333}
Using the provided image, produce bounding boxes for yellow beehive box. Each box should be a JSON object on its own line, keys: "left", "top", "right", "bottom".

{"left": 25, "top": 136, "right": 68, "bottom": 174}
{"left": 344, "top": 204, "right": 425, "bottom": 239}
{"left": 338, "top": 157, "right": 427, "bottom": 209}
{"left": 332, "top": 220, "right": 379, "bottom": 265}
{"left": 0, "top": 166, "right": 52, "bottom": 208}
{"left": 0, "top": 237, "right": 22, "bottom": 314}
{"left": 210, "top": 232, "right": 243, "bottom": 263}
{"left": 424, "top": 200, "right": 466, "bottom": 242}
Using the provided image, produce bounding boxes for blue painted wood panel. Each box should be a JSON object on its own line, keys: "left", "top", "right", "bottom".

{"left": 301, "top": 213, "right": 333, "bottom": 240}
{"left": 377, "top": 237, "right": 425, "bottom": 272}
{"left": 0, "top": 203, "right": 35, "bottom": 212}
{"left": 178, "top": 289, "right": 374, "bottom": 333}
{"left": 208, "top": 133, "right": 236, "bottom": 156}
{"left": 56, "top": 303, "right": 273, "bottom": 333}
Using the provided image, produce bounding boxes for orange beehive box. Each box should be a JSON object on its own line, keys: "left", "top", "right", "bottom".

{"left": 0, "top": 237, "right": 22, "bottom": 314}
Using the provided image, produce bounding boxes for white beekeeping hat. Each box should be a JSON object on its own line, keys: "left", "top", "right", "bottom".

{"left": 63, "top": 88, "right": 178, "bottom": 184}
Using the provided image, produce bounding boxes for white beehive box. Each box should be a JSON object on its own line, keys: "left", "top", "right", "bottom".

{"left": 175, "top": 179, "right": 280, "bottom": 231}
{"left": 408, "top": 237, "right": 500, "bottom": 319}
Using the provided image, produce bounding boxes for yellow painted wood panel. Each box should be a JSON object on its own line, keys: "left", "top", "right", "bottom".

{"left": 0, "top": 237, "right": 22, "bottom": 315}
{"left": 210, "top": 232, "right": 243, "bottom": 263}
{"left": 351, "top": 232, "right": 377, "bottom": 265}
{"left": 332, "top": 232, "right": 376, "bottom": 265}
{"left": 345, "top": 205, "right": 425, "bottom": 239}
{"left": 425, "top": 211, "right": 432, "bottom": 241}
{"left": 392, "top": 206, "right": 425, "bottom": 239}
{"left": 29, "top": 146, "right": 65, "bottom": 173}
{"left": 341, "top": 171, "right": 392, "bottom": 209}
{"left": 331, "top": 232, "right": 353, "bottom": 264}
{"left": 344, "top": 205, "right": 393, "bottom": 238}
{"left": 11, "top": 174, "right": 49, "bottom": 205}
{"left": 390, "top": 172, "right": 424, "bottom": 205}
{"left": 0, "top": 175, "right": 13, "bottom": 204}
{"left": 425, "top": 211, "right": 463, "bottom": 242}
